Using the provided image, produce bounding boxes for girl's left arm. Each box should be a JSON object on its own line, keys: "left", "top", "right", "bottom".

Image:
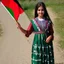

{"left": 46, "top": 23, "right": 54, "bottom": 43}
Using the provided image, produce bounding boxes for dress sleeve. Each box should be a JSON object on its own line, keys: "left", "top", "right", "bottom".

{"left": 25, "top": 22, "right": 34, "bottom": 37}
{"left": 49, "top": 23, "right": 54, "bottom": 35}
{"left": 49, "top": 23, "right": 54, "bottom": 40}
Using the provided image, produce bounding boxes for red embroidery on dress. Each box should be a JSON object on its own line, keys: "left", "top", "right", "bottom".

{"left": 34, "top": 18, "right": 42, "bottom": 32}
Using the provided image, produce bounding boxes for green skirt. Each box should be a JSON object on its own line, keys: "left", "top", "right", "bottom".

{"left": 31, "top": 33, "right": 54, "bottom": 64}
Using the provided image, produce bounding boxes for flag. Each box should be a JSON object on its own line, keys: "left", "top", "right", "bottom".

{"left": 2, "top": 0, "right": 24, "bottom": 21}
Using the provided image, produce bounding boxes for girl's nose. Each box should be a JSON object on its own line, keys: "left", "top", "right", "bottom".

{"left": 40, "top": 11, "right": 43, "bottom": 13}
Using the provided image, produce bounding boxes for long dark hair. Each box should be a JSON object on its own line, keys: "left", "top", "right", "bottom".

{"left": 34, "top": 2, "right": 52, "bottom": 22}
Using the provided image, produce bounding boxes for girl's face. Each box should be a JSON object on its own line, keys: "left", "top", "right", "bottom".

{"left": 37, "top": 6, "right": 44, "bottom": 18}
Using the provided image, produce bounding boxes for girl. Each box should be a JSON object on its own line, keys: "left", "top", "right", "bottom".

{"left": 17, "top": 2, "right": 54, "bottom": 64}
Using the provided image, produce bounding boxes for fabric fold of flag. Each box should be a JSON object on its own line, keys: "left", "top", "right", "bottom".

{"left": 2, "top": 0, "right": 24, "bottom": 21}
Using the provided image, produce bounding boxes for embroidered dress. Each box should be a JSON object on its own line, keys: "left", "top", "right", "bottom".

{"left": 25, "top": 17, "right": 54, "bottom": 64}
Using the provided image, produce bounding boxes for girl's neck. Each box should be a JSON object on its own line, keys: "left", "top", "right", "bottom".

{"left": 38, "top": 16, "right": 44, "bottom": 19}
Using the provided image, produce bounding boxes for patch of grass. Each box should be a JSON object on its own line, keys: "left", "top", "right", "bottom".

{"left": 18, "top": 1, "right": 37, "bottom": 10}
{"left": 25, "top": 9, "right": 34, "bottom": 20}
{"left": 59, "top": 39, "right": 64, "bottom": 49}
{"left": 45, "top": 0, "right": 64, "bottom": 6}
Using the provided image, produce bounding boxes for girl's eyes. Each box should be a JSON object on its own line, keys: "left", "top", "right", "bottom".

{"left": 38, "top": 9, "right": 44, "bottom": 11}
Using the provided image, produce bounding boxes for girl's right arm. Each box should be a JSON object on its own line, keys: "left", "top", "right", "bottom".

{"left": 17, "top": 22, "right": 34, "bottom": 37}
{"left": 17, "top": 22, "right": 27, "bottom": 34}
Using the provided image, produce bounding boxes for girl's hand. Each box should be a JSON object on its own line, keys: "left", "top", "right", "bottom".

{"left": 17, "top": 22, "right": 21, "bottom": 29}
{"left": 16, "top": 22, "right": 27, "bottom": 34}
{"left": 46, "top": 37, "right": 50, "bottom": 43}
{"left": 45, "top": 35, "right": 53, "bottom": 43}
